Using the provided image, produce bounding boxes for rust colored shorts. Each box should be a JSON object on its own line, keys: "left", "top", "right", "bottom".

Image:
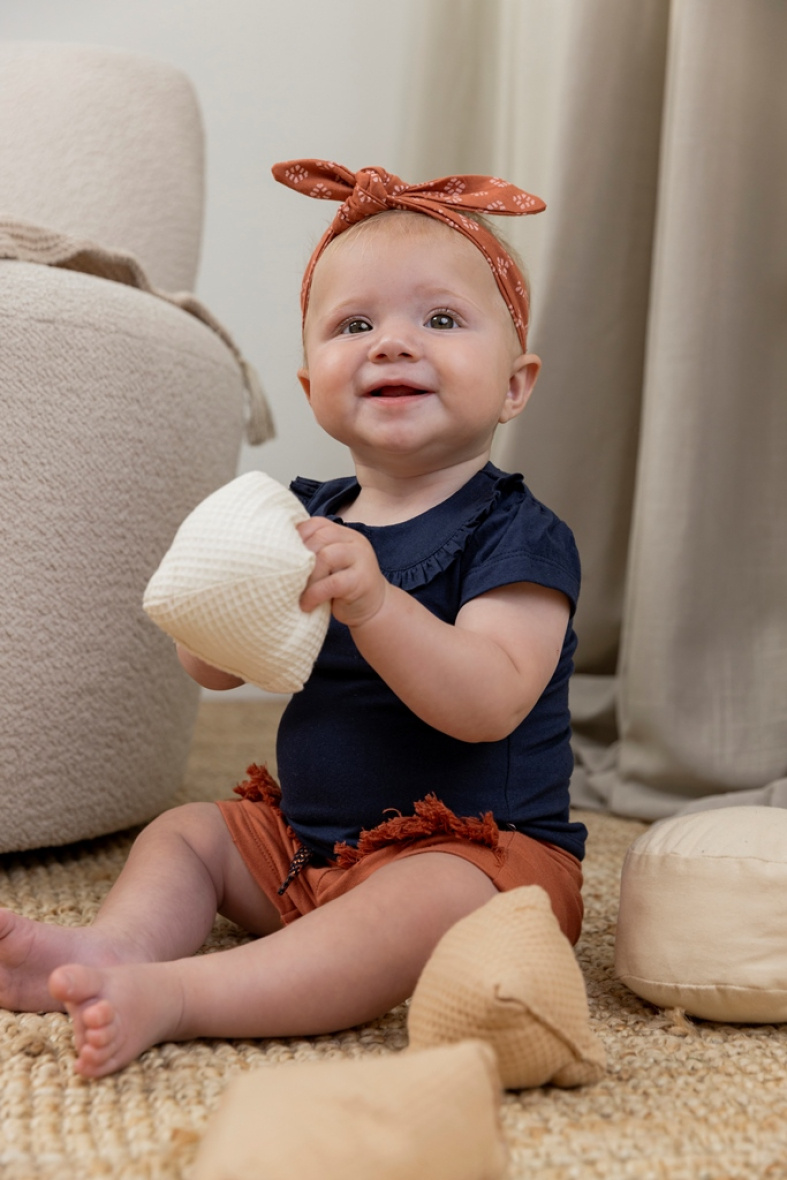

{"left": 216, "top": 766, "right": 584, "bottom": 945}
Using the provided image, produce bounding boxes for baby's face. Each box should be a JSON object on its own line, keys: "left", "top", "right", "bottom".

{"left": 298, "top": 216, "right": 539, "bottom": 476}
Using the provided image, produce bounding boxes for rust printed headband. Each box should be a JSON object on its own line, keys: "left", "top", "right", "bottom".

{"left": 272, "top": 159, "right": 545, "bottom": 352}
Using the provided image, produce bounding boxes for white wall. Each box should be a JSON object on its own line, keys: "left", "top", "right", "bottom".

{"left": 0, "top": 0, "right": 420, "bottom": 486}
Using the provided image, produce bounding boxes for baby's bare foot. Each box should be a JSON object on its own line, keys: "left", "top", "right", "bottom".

{"left": 0, "top": 909, "right": 102, "bottom": 1013}
{"left": 48, "top": 962, "right": 185, "bottom": 1078}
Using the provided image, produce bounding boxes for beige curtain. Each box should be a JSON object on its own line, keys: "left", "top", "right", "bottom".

{"left": 404, "top": 0, "right": 787, "bottom": 819}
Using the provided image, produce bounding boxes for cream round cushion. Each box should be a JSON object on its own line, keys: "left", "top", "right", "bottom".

{"left": 144, "top": 472, "right": 330, "bottom": 694}
{"left": 614, "top": 807, "right": 787, "bottom": 1022}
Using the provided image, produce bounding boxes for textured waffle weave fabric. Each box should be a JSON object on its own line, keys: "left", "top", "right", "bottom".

{"left": 408, "top": 886, "right": 606, "bottom": 1089}
{"left": 192, "top": 1040, "right": 506, "bottom": 1180}
{"left": 144, "top": 471, "right": 330, "bottom": 693}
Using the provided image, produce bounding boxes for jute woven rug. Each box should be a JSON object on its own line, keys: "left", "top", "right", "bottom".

{"left": 1, "top": 699, "right": 785, "bottom": 1179}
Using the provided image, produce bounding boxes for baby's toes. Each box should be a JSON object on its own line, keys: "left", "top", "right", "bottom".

{"left": 75, "top": 1041, "right": 114, "bottom": 1077}
{"left": 81, "top": 998, "right": 115, "bottom": 1033}
{"left": 83, "top": 1017, "right": 116, "bottom": 1050}
{"left": 74, "top": 1022, "right": 124, "bottom": 1076}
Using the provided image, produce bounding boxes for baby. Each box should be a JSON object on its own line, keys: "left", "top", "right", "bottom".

{"left": 0, "top": 160, "right": 587, "bottom": 1077}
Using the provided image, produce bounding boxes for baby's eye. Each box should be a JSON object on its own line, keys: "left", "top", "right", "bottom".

{"left": 428, "top": 312, "right": 457, "bottom": 330}
{"left": 341, "top": 318, "right": 372, "bottom": 334}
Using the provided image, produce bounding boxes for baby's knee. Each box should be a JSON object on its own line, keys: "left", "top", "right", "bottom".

{"left": 139, "top": 801, "right": 228, "bottom": 853}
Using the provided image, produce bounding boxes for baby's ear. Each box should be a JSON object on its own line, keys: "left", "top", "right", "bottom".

{"left": 501, "top": 353, "right": 540, "bottom": 423}
{"left": 297, "top": 367, "right": 311, "bottom": 400}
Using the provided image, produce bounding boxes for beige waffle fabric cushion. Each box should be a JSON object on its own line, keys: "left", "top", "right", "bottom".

{"left": 192, "top": 1041, "right": 507, "bottom": 1180}
{"left": 615, "top": 807, "right": 787, "bottom": 1022}
{"left": 144, "top": 471, "right": 330, "bottom": 694}
{"left": 408, "top": 886, "right": 606, "bottom": 1089}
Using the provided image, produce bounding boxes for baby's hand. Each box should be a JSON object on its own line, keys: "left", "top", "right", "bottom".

{"left": 297, "top": 517, "right": 388, "bottom": 629}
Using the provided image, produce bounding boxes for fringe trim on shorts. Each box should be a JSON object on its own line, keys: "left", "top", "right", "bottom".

{"left": 333, "top": 793, "right": 501, "bottom": 868}
{"left": 233, "top": 763, "right": 284, "bottom": 811}
{"left": 233, "top": 767, "right": 503, "bottom": 880}
{"left": 234, "top": 765, "right": 310, "bottom": 893}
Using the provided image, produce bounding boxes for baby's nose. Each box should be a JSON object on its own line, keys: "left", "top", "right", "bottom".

{"left": 369, "top": 330, "right": 420, "bottom": 361}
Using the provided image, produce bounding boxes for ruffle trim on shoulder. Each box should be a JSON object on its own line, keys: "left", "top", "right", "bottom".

{"left": 333, "top": 793, "right": 501, "bottom": 867}
{"left": 384, "top": 469, "right": 523, "bottom": 592}
{"left": 289, "top": 476, "right": 325, "bottom": 509}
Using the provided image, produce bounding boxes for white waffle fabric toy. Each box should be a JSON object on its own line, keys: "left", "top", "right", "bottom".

{"left": 143, "top": 472, "right": 330, "bottom": 694}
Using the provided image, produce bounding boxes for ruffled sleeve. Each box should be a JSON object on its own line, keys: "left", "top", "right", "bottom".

{"left": 289, "top": 476, "right": 323, "bottom": 511}
{"left": 289, "top": 474, "right": 359, "bottom": 515}
{"left": 459, "top": 480, "right": 581, "bottom": 614}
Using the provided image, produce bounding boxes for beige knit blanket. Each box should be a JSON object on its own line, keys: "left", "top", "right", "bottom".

{"left": 0, "top": 215, "right": 275, "bottom": 446}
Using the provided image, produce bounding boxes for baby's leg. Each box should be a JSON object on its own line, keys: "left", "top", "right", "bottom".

{"left": 48, "top": 851, "right": 496, "bottom": 1077}
{"left": 1, "top": 803, "right": 280, "bottom": 1014}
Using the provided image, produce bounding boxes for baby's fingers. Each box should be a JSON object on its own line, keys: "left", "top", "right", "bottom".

{"left": 300, "top": 570, "right": 341, "bottom": 613}
{"left": 297, "top": 515, "right": 339, "bottom": 552}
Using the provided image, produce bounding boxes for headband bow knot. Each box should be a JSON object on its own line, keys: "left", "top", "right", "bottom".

{"left": 273, "top": 159, "right": 545, "bottom": 351}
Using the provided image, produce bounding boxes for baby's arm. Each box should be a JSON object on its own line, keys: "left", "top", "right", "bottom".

{"left": 298, "top": 518, "right": 569, "bottom": 743}
{"left": 176, "top": 645, "right": 245, "bottom": 691}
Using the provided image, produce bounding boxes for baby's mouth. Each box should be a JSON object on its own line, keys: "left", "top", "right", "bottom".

{"left": 368, "top": 385, "right": 428, "bottom": 398}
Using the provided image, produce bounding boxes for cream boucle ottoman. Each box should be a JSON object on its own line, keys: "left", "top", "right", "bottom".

{"left": 614, "top": 807, "right": 787, "bottom": 1022}
{"left": 0, "top": 43, "right": 264, "bottom": 852}
{"left": 0, "top": 263, "right": 247, "bottom": 852}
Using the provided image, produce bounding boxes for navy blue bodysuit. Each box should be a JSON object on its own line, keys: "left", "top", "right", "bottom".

{"left": 276, "top": 463, "right": 587, "bottom": 862}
